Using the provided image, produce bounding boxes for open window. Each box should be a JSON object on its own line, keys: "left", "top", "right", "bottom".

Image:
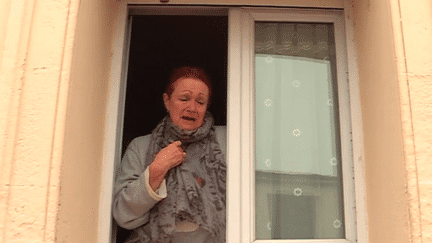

{"left": 120, "top": 13, "right": 228, "bottom": 157}
{"left": 116, "top": 10, "right": 228, "bottom": 243}
{"left": 101, "top": 5, "right": 365, "bottom": 243}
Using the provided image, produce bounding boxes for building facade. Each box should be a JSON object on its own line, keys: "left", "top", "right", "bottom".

{"left": 0, "top": 0, "right": 431, "bottom": 242}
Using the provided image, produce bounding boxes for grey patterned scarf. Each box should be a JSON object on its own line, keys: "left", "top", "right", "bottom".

{"left": 134, "top": 112, "right": 226, "bottom": 242}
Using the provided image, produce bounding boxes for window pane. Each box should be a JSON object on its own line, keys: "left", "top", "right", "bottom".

{"left": 255, "top": 22, "right": 345, "bottom": 239}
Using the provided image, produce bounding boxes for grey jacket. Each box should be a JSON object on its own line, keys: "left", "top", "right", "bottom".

{"left": 113, "top": 126, "right": 227, "bottom": 242}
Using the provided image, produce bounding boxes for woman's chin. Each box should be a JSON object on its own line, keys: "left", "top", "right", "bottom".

{"left": 178, "top": 124, "right": 198, "bottom": 131}
{"left": 176, "top": 121, "right": 203, "bottom": 131}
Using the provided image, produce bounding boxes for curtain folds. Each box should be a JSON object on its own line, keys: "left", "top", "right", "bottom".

{"left": 255, "top": 23, "right": 336, "bottom": 60}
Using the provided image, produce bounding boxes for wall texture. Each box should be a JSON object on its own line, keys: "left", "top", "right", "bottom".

{"left": 351, "top": 0, "right": 432, "bottom": 242}
{"left": 398, "top": 0, "right": 432, "bottom": 241}
{"left": 55, "top": 0, "right": 120, "bottom": 242}
{"left": 350, "top": 0, "right": 411, "bottom": 242}
{"left": 0, "top": 0, "right": 79, "bottom": 242}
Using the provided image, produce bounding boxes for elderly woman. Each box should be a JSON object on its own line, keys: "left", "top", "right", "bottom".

{"left": 113, "top": 67, "right": 226, "bottom": 243}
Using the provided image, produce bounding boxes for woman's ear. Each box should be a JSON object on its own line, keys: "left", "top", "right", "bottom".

{"left": 163, "top": 93, "right": 170, "bottom": 112}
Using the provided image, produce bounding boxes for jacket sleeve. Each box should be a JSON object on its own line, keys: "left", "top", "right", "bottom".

{"left": 112, "top": 136, "right": 167, "bottom": 230}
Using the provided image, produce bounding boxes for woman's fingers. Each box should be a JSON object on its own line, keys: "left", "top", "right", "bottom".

{"left": 167, "top": 140, "right": 182, "bottom": 150}
{"left": 156, "top": 141, "right": 186, "bottom": 169}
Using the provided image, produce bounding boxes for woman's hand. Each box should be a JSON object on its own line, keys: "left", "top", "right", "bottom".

{"left": 148, "top": 141, "right": 186, "bottom": 191}
{"left": 154, "top": 141, "right": 186, "bottom": 170}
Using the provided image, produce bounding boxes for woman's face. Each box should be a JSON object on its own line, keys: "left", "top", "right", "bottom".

{"left": 163, "top": 78, "right": 209, "bottom": 131}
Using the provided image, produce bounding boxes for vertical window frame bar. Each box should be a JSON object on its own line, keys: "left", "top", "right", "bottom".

{"left": 240, "top": 9, "right": 255, "bottom": 243}
{"left": 99, "top": 2, "right": 129, "bottom": 243}
{"left": 227, "top": 8, "right": 243, "bottom": 243}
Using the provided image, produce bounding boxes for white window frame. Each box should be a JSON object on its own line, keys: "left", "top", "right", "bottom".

{"left": 231, "top": 8, "right": 358, "bottom": 243}
{"left": 100, "top": 3, "right": 367, "bottom": 243}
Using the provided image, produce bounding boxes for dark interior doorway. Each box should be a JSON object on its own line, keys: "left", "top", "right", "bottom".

{"left": 117, "top": 14, "right": 228, "bottom": 243}
{"left": 121, "top": 14, "right": 228, "bottom": 156}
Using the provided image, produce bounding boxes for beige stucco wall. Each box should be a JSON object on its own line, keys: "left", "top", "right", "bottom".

{"left": 0, "top": 0, "right": 119, "bottom": 242}
{"left": 398, "top": 0, "right": 432, "bottom": 241}
{"left": 350, "top": 0, "right": 432, "bottom": 242}
{"left": 350, "top": 0, "right": 411, "bottom": 242}
{"left": 1, "top": 0, "right": 431, "bottom": 242}
{"left": 55, "top": 0, "right": 121, "bottom": 242}
{"left": 0, "top": 0, "right": 80, "bottom": 242}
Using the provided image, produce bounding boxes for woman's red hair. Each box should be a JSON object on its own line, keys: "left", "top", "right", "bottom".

{"left": 165, "top": 66, "right": 212, "bottom": 103}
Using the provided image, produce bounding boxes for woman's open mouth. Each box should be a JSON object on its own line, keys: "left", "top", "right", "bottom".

{"left": 181, "top": 116, "right": 196, "bottom": 122}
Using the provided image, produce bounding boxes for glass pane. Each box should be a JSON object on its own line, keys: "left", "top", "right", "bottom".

{"left": 255, "top": 22, "right": 345, "bottom": 239}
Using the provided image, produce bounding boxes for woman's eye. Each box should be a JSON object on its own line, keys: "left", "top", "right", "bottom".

{"left": 179, "top": 96, "right": 188, "bottom": 101}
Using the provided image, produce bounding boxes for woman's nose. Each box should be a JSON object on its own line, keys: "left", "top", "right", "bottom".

{"left": 187, "top": 101, "right": 198, "bottom": 112}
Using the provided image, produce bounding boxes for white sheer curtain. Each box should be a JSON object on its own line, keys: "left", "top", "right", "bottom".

{"left": 254, "top": 22, "right": 345, "bottom": 239}
{"left": 255, "top": 23, "right": 336, "bottom": 60}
